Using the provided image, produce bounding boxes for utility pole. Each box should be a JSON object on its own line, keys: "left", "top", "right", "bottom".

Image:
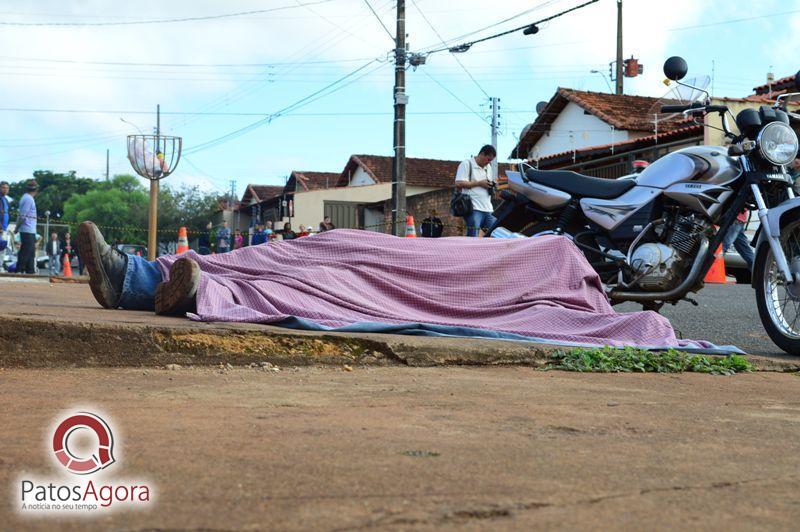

{"left": 105, "top": 149, "right": 109, "bottom": 181}
{"left": 490, "top": 97, "right": 500, "bottom": 179}
{"left": 147, "top": 104, "right": 160, "bottom": 260}
{"left": 615, "top": 0, "right": 623, "bottom": 95}
{"left": 390, "top": 0, "right": 407, "bottom": 237}
{"left": 229, "top": 179, "right": 237, "bottom": 230}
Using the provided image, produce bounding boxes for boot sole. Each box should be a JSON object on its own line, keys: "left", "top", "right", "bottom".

{"left": 155, "top": 258, "right": 199, "bottom": 315}
{"left": 77, "top": 221, "right": 120, "bottom": 309}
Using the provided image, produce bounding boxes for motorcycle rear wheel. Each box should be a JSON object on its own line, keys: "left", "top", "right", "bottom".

{"left": 754, "top": 219, "right": 800, "bottom": 355}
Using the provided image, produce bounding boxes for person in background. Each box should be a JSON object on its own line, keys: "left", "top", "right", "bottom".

{"left": 198, "top": 222, "right": 212, "bottom": 255}
{"left": 46, "top": 232, "right": 62, "bottom": 275}
{"left": 296, "top": 225, "right": 309, "bottom": 238}
{"left": 264, "top": 221, "right": 274, "bottom": 241}
{"left": 233, "top": 229, "right": 244, "bottom": 250}
{"left": 282, "top": 223, "right": 296, "bottom": 240}
{"left": 319, "top": 216, "right": 335, "bottom": 232}
{"left": 455, "top": 144, "right": 497, "bottom": 237}
{"left": 0, "top": 181, "right": 10, "bottom": 232}
{"left": 62, "top": 232, "right": 77, "bottom": 273}
{"left": 16, "top": 180, "right": 38, "bottom": 274}
{"left": 723, "top": 208, "right": 755, "bottom": 271}
{"left": 251, "top": 224, "right": 267, "bottom": 245}
{"left": 420, "top": 210, "right": 444, "bottom": 238}
{"left": 790, "top": 157, "right": 800, "bottom": 193}
{"left": 216, "top": 220, "right": 231, "bottom": 253}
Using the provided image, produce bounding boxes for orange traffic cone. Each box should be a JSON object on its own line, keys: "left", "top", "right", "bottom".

{"left": 404, "top": 215, "right": 417, "bottom": 238}
{"left": 177, "top": 226, "right": 189, "bottom": 254}
{"left": 704, "top": 244, "right": 728, "bottom": 284}
{"left": 62, "top": 255, "right": 73, "bottom": 278}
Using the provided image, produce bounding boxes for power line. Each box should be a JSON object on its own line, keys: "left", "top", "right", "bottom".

{"left": 0, "top": 0, "right": 337, "bottom": 27}
{"left": 416, "top": 0, "right": 562, "bottom": 51}
{"left": 184, "top": 60, "right": 387, "bottom": 155}
{"left": 0, "top": 55, "right": 378, "bottom": 68}
{"left": 362, "top": 0, "right": 394, "bottom": 41}
{"left": 424, "top": 0, "right": 600, "bottom": 55}
{"left": 668, "top": 8, "right": 800, "bottom": 31}
{"left": 419, "top": 69, "right": 490, "bottom": 125}
{"left": 410, "top": 0, "right": 489, "bottom": 99}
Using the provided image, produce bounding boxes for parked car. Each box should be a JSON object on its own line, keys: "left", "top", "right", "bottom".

{"left": 115, "top": 243, "right": 148, "bottom": 256}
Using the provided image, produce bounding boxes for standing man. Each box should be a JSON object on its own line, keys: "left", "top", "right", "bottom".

{"left": 455, "top": 145, "right": 497, "bottom": 237}
{"left": 46, "top": 232, "right": 62, "bottom": 275}
{"left": 16, "top": 180, "right": 38, "bottom": 274}
{"left": 0, "top": 181, "right": 10, "bottom": 233}
{"left": 216, "top": 220, "right": 231, "bottom": 254}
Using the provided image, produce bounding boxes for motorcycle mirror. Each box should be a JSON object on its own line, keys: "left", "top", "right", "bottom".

{"left": 663, "top": 56, "right": 688, "bottom": 81}
{"left": 795, "top": 70, "right": 800, "bottom": 92}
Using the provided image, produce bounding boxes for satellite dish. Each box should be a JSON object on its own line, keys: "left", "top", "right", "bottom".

{"left": 535, "top": 101, "right": 548, "bottom": 114}
{"left": 648, "top": 75, "right": 711, "bottom": 123}
{"left": 520, "top": 123, "right": 534, "bottom": 139}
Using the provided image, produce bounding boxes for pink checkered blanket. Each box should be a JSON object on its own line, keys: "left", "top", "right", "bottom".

{"left": 156, "top": 230, "right": 713, "bottom": 349}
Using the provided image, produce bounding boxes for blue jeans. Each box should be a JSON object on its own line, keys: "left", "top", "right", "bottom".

{"left": 118, "top": 254, "right": 163, "bottom": 310}
{"left": 723, "top": 221, "right": 755, "bottom": 270}
{"left": 464, "top": 210, "right": 497, "bottom": 237}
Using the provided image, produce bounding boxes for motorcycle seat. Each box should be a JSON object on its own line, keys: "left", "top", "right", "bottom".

{"left": 525, "top": 168, "right": 635, "bottom": 200}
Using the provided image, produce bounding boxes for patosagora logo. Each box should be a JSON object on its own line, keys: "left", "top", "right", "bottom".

{"left": 17, "top": 410, "right": 153, "bottom": 516}
{"left": 52, "top": 413, "right": 116, "bottom": 475}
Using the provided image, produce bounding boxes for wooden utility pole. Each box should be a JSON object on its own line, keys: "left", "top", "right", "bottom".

{"left": 615, "top": 0, "right": 623, "bottom": 95}
{"left": 390, "top": 0, "right": 407, "bottom": 236}
{"left": 148, "top": 104, "right": 160, "bottom": 261}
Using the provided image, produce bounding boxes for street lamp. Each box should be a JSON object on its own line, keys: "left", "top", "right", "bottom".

{"left": 126, "top": 134, "right": 182, "bottom": 260}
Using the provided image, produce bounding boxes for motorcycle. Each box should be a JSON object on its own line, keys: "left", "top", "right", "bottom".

{"left": 490, "top": 56, "right": 800, "bottom": 355}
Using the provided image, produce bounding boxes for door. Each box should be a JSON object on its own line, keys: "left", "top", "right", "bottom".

{"left": 324, "top": 201, "right": 360, "bottom": 229}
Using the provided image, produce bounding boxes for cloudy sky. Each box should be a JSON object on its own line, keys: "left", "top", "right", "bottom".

{"left": 0, "top": 0, "right": 797, "bottom": 196}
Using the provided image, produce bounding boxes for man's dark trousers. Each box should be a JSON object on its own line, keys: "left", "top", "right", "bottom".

{"left": 18, "top": 233, "right": 36, "bottom": 274}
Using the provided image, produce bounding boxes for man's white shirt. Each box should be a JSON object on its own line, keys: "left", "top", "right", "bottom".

{"left": 455, "top": 157, "right": 493, "bottom": 213}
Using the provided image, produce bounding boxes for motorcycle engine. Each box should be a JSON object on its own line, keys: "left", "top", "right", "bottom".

{"left": 629, "top": 243, "right": 682, "bottom": 291}
{"left": 629, "top": 213, "right": 709, "bottom": 291}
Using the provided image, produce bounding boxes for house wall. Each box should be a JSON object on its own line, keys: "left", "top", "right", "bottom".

{"left": 529, "top": 102, "right": 634, "bottom": 159}
{"left": 286, "top": 183, "right": 438, "bottom": 229}
{"left": 349, "top": 166, "right": 376, "bottom": 186}
{"left": 704, "top": 97, "right": 800, "bottom": 146}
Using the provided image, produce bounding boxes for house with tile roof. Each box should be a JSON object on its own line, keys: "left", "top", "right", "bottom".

{"left": 510, "top": 88, "right": 692, "bottom": 161}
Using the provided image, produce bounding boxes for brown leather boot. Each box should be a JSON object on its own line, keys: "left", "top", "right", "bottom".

{"left": 155, "top": 257, "right": 200, "bottom": 315}
{"left": 77, "top": 221, "right": 128, "bottom": 309}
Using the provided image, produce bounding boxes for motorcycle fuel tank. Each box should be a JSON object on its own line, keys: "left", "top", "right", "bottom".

{"left": 635, "top": 146, "right": 741, "bottom": 188}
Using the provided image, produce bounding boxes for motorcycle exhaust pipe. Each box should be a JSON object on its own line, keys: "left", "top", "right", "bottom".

{"left": 609, "top": 237, "right": 709, "bottom": 303}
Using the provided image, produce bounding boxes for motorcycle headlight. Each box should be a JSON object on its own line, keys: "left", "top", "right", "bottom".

{"left": 758, "top": 122, "right": 799, "bottom": 166}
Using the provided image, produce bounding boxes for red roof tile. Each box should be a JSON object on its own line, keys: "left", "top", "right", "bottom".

{"left": 241, "top": 184, "right": 284, "bottom": 205}
{"left": 291, "top": 171, "right": 340, "bottom": 191}
{"left": 510, "top": 88, "right": 691, "bottom": 159}
{"left": 536, "top": 123, "right": 704, "bottom": 168}
{"left": 753, "top": 75, "right": 796, "bottom": 95}
{"left": 343, "top": 154, "right": 513, "bottom": 188}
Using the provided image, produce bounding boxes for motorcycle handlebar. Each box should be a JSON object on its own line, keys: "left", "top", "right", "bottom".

{"left": 660, "top": 104, "right": 692, "bottom": 113}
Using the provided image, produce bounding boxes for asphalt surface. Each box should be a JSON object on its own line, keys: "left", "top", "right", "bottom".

{"left": 618, "top": 283, "right": 787, "bottom": 359}
{"left": 3, "top": 367, "right": 800, "bottom": 531}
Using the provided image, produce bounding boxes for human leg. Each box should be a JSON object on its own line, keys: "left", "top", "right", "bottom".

{"left": 477, "top": 211, "right": 497, "bottom": 234}
{"left": 78, "top": 221, "right": 157, "bottom": 309}
{"left": 18, "top": 233, "right": 36, "bottom": 274}
{"left": 733, "top": 229, "right": 755, "bottom": 270}
{"left": 50, "top": 254, "right": 60, "bottom": 275}
{"left": 464, "top": 211, "right": 481, "bottom": 237}
{"left": 722, "top": 223, "right": 741, "bottom": 254}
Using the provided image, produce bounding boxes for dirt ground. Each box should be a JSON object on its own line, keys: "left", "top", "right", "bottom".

{"left": 2, "top": 367, "right": 800, "bottom": 531}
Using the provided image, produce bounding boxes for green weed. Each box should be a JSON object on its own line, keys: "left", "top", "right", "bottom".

{"left": 547, "top": 346, "right": 752, "bottom": 375}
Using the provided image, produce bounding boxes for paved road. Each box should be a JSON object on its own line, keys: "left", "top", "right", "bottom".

{"left": 2, "top": 367, "right": 799, "bottom": 531}
{"left": 617, "top": 283, "right": 790, "bottom": 359}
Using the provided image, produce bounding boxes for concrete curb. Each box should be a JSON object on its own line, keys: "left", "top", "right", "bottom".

{"left": 0, "top": 316, "right": 559, "bottom": 369}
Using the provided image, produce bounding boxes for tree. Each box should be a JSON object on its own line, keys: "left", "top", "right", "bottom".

{"left": 63, "top": 186, "right": 149, "bottom": 244}
{"left": 8, "top": 171, "right": 98, "bottom": 217}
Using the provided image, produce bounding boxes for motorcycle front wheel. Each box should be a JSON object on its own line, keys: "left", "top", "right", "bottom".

{"left": 754, "top": 218, "right": 800, "bottom": 355}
